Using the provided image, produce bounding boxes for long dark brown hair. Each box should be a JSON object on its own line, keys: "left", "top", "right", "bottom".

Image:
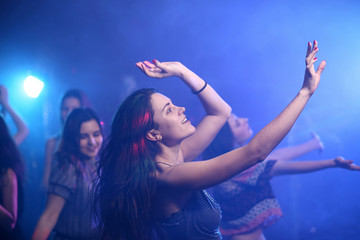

{"left": 55, "top": 108, "right": 103, "bottom": 172}
{"left": 93, "top": 88, "right": 161, "bottom": 240}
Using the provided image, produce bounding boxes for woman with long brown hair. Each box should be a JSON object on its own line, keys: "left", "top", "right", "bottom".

{"left": 93, "top": 41, "right": 326, "bottom": 239}
{"left": 33, "top": 108, "right": 103, "bottom": 240}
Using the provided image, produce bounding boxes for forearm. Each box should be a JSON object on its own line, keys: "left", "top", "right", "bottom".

{"left": 270, "top": 159, "right": 335, "bottom": 176}
{"left": 247, "top": 90, "right": 312, "bottom": 162}
{"left": 32, "top": 194, "right": 65, "bottom": 240}
{"left": 177, "top": 67, "right": 231, "bottom": 161}
{"left": 0, "top": 205, "right": 16, "bottom": 231}
{"left": 3, "top": 103, "right": 29, "bottom": 145}
{"left": 179, "top": 67, "right": 231, "bottom": 118}
{"left": 32, "top": 213, "right": 57, "bottom": 240}
{"left": 267, "top": 139, "right": 320, "bottom": 161}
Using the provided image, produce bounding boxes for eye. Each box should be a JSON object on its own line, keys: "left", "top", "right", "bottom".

{"left": 167, "top": 107, "right": 172, "bottom": 114}
{"left": 80, "top": 134, "right": 87, "bottom": 139}
{"left": 93, "top": 131, "right": 101, "bottom": 137}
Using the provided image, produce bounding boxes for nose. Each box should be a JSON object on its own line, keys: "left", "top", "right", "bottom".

{"left": 88, "top": 136, "right": 96, "bottom": 146}
{"left": 178, "top": 106, "right": 185, "bottom": 115}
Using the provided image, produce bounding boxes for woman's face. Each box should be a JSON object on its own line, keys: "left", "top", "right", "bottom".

{"left": 150, "top": 93, "right": 195, "bottom": 145}
{"left": 79, "top": 119, "right": 103, "bottom": 159}
{"left": 227, "top": 114, "right": 253, "bottom": 145}
{"left": 61, "top": 97, "right": 81, "bottom": 123}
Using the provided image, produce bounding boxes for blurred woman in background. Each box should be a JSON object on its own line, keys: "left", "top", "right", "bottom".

{"left": 42, "top": 89, "right": 92, "bottom": 189}
{"left": 33, "top": 108, "right": 103, "bottom": 240}
{"left": 0, "top": 116, "right": 25, "bottom": 239}
{"left": 0, "top": 85, "right": 28, "bottom": 239}
{"left": 203, "top": 115, "right": 360, "bottom": 240}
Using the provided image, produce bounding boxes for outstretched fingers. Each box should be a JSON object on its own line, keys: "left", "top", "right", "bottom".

{"left": 335, "top": 156, "right": 360, "bottom": 171}
{"left": 136, "top": 60, "right": 162, "bottom": 76}
{"left": 306, "top": 41, "right": 312, "bottom": 57}
{"left": 347, "top": 160, "right": 360, "bottom": 171}
{"left": 306, "top": 40, "right": 319, "bottom": 67}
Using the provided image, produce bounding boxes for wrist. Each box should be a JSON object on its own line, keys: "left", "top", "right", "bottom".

{"left": 298, "top": 88, "right": 313, "bottom": 98}
{"left": 177, "top": 65, "right": 193, "bottom": 79}
{"left": 191, "top": 81, "right": 207, "bottom": 94}
{"left": 331, "top": 158, "right": 337, "bottom": 168}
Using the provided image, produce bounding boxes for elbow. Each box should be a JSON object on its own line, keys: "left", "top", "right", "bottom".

{"left": 24, "top": 127, "right": 30, "bottom": 138}
{"left": 2, "top": 216, "right": 17, "bottom": 232}
{"left": 224, "top": 105, "right": 232, "bottom": 119}
{"left": 9, "top": 220, "right": 16, "bottom": 231}
{"left": 21, "top": 125, "right": 30, "bottom": 139}
{"left": 245, "top": 145, "right": 269, "bottom": 164}
{"left": 218, "top": 104, "right": 232, "bottom": 120}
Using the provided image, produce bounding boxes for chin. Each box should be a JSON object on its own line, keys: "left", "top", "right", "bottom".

{"left": 81, "top": 152, "right": 98, "bottom": 160}
{"left": 189, "top": 126, "right": 196, "bottom": 135}
{"left": 180, "top": 128, "right": 196, "bottom": 141}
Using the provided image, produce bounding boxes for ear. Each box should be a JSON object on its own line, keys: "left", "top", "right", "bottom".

{"left": 146, "top": 129, "right": 162, "bottom": 142}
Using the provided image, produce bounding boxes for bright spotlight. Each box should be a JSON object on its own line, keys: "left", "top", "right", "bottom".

{"left": 23, "top": 76, "right": 44, "bottom": 98}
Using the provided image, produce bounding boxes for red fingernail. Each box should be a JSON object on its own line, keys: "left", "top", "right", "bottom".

{"left": 152, "top": 59, "right": 157, "bottom": 63}
{"left": 313, "top": 40, "right": 316, "bottom": 45}
{"left": 314, "top": 57, "right": 317, "bottom": 60}
{"left": 314, "top": 47, "right": 318, "bottom": 51}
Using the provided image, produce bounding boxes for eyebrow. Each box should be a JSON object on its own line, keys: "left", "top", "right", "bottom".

{"left": 162, "top": 102, "right": 171, "bottom": 112}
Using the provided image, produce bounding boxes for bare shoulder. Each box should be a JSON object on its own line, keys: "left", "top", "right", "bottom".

{"left": 6, "top": 168, "right": 16, "bottom": 179}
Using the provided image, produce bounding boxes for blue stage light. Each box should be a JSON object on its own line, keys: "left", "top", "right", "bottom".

{"left": 23, "top": 76, "right": 44, "bottom": 98}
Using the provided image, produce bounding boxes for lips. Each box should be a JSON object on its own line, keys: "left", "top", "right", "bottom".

{"left": 182, "top": 117, "right": 188, "bottom": 124}
{"left": 86, "top": 147, "right": 98, "bottom": 153}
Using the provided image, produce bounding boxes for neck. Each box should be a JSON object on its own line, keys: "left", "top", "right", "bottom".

{"left": 156, "top": 142, "right": 183, "bottom": 166}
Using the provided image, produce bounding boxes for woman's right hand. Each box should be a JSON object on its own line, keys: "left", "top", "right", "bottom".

{"left": 301, "top": 40, "right": 327, "bottom": 95}
{"left": 136, "top": 60, "right": 187, "bottom": 79}
{"left": 311, "top": 132, "right": 324, "bottom": 153}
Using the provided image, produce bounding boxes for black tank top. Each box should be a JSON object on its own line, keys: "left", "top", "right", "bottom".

{"left": 154, "top": 190, "right": 222, "bottom": 240}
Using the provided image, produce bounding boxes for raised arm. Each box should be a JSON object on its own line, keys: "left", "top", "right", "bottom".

{"left": 269, "top": 156, "right": 360, "bottom": 177}
{"left": 266, "top": 132, "right": 324, "bottom": 161}
{"left": 0, "top": 85, "right": 29, "bottom": 146}
{"left": 157, "top": 41, "right": 327, "bottom": 190}
{"left": 136, "top": 60, "right": 231, "bottom": 161}
{"left": 32, "top": 194, "right": 66, "bottom": 240}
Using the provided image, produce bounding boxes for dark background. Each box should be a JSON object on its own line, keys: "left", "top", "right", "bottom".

{"left": 1, "top": 0, "right": 359, "bottom": 239}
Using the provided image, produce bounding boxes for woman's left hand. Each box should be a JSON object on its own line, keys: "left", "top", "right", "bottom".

{"left": 334, "top": 156, "right": 360, "bottom": 171}
{"left": 301, "top": 40, "right": 326, "bottom": 95}
{"left": 136, "top": 60, "right": 186, "bottom": 79}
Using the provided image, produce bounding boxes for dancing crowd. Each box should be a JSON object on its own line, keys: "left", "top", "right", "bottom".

{"left": 1, "top": 41, "right": 359, "bottom": 240}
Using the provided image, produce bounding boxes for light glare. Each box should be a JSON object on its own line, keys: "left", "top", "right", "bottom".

{"left": 23, "top": 76, "right": 44, "bottom": 98}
